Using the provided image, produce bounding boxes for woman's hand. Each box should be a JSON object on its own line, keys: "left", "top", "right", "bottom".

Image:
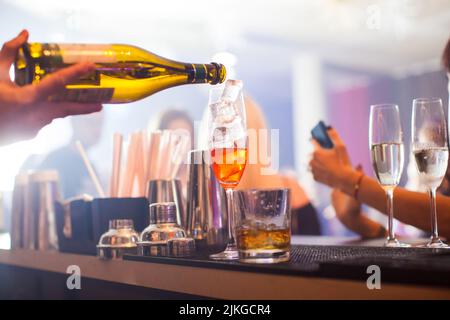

{"left": 309, "top": 128, "right": 355, "bottom": 191}
{"left": 0, "top": 30, "right": 102, "bottom": 145}
{"left": 310, "top": 129, "right": 386, "bottom": 238}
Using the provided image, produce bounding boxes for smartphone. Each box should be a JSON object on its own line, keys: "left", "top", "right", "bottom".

{"left": 311, "top": 121, "right": 334, "bottom": 149}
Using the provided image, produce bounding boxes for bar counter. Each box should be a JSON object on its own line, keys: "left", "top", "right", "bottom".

{"left": 0, "top": 237, "right": 449, "bottom": 299}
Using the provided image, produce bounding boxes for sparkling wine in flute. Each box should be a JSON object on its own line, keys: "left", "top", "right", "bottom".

{"left": 14, "top": 43, "right": 226, "bottom": 103}
{"left": 211, "top": 147, "right": 247, "bottom": 189}
{"left": 371, "top": 142, "right": 404, "bottom": 188}
{"left": 413, "top": 147, "right": 449, "bottom": 189}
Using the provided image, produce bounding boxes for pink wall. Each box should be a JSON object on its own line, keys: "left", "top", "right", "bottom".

{"left": 328, "top": 85, "right": 373, "bottom": 177}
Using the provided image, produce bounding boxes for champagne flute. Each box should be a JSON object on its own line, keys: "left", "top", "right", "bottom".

{"left": 412, "top": 98, "right": 449, "bottom": 248}
{"left": 207, "top": 81, "right": 248, "bottom": 260}
{"left": 369, "top": 104, "right": 408, "bottom": 247}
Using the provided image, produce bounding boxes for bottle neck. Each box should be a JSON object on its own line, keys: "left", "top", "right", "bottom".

{"left": 187, "top": 62, "right": 226, "bottom": 85}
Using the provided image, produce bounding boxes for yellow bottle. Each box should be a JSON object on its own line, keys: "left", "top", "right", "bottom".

{"left": 14, "top": 43, "right": 226, "bottom": 103}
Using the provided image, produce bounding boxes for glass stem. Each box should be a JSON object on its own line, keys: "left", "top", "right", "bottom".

{"left": 226, "top": 188, "right": 235, "bottom": 245}
{"left": 386, "top": 188, "right": 395, "bottom": 241}
{"left": 428, "top": 188, "right": 439, "bottom": 241}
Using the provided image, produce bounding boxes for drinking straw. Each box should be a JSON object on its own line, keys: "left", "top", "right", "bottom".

{"left": 147, "top": 130, "right": 162, "bottom": 181}
{"left": 170, "top": 133, "right": 190, "bottom": 179}
{"left": 163, "top": 131, "right": 177, "bottom": 179}
{"left": 110, "top": 133, "right": 123, "bottom": 197}
{"left": 135, "top": 132, "right": 146, "bottom": 196}
{"left": 141, "top": 130, "right": 149, "bottom": 190}
{"left": 121, "top": 134, "right": 137, "bottom": 197}
{"left": 75, "top": 140, "right": 106, "bottom": 198}
{"left": 158, "top": 130, "right": 172, "bottom": 180}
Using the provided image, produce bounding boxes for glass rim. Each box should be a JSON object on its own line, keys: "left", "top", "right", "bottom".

{"left": 233, "top": 188, "right": 290, "bottom": 194}
{"left": 413, "top": 97, "right": 443, "bottom": 104}
{"left": 370, "top": 103, "right": 399, "bottom": 109}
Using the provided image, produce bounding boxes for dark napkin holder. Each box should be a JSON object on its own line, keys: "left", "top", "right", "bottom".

{"left": 91, "top": 197, "right": 149, "bottom": 243}
{"left": 55, "top": 197, "right": 149, "bottom": 256}
{"left": 55, "top": 199, "right": 95, "bottom": 255}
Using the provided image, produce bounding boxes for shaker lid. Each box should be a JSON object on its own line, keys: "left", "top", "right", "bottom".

{"left": 109, "top": 219, "right": 134, "bottom": 229}
{"left": 150, "top": 202, "right": 177, "bottom": 224}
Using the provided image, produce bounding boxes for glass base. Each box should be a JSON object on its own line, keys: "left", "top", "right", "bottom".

{"left": 209, "top": 244, "right": 239, "bottom": 260}
{"left": 384, "top": 237, "right": 410, "bottom": 248}
{"left": 418, "top": 238, "right": 449, "bottom": 249}
{"left": 238, "top": 249, "right": 290, "bottom": 264}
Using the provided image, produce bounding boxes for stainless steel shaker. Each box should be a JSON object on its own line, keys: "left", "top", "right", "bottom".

{"left": 26, "top": 170, "right": 62, "bottom": 250}
{"left": 147, "top": 179, "right": 185, "bottom": 227}
{"left": 186, "top": 150, "right": 228, "bottom": 254}
{"left": 138, "top": 202, "right": 187, "bottom": 257}
{"left": 10, "top": 173, "right": 29, "bottom": 249}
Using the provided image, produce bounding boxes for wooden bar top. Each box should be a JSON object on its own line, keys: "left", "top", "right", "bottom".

{"left": 1, "top": 236, "right": 449, "bottom": 299}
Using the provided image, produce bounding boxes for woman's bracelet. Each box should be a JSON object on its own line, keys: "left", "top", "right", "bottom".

{"left": 353, "top": 165, "right": 365, "bottom": 200}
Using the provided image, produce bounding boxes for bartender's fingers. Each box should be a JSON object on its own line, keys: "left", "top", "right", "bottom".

{"left": 0, "top": 30, "right": 29, "bottom": 78}
{"left": 32, "top": 62, "right": 96, "bottom": 101}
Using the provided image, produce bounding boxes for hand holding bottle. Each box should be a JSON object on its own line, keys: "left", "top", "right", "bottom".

{"left": 14, "top": 39, "right": 226, "bottom": 103}
{"left": 0, "top": 30, "right": 102, "bottom": 145}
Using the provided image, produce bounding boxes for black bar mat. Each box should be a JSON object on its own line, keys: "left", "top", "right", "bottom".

{"left": 123, "top": 245, "right": 450, "bottom": 287}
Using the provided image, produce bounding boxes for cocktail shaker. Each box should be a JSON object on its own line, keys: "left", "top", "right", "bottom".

{"left": 26, "top": 170, "right": 62, "bottom": 250}
{"left": 147, "top": 179, "right": 185, "bottom": 227}
{"left": 138, "top": 202, "right": 187, "bottom": 257}
{"left": 97, "top": 219, "right": 139, "bottom": 259}
{"left": 186, "top": 150, "right": 228, "bottom": 254}
{"left": 11, "top": 173, "right": 29, "bottom": 249}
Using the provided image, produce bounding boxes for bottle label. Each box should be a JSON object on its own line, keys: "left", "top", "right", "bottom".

{"left": 57, "top": 44, "right": 117, "bottom": 64}
{"left": 49, "top": 88, "right": 115, "bottom": 103}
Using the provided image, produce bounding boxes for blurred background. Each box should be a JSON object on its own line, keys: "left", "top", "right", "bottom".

{"left": 0, "top": 0, "right": 449, "bottom": 239}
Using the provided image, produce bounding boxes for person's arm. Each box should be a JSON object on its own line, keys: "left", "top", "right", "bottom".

{"left": 331, "top": 186, "right": 387, "bottom": 239}
{"left": 310, "top": 129, "right": 450, "bottom": 238}
{"left": 0, "top": 30, "right": 102, "bottom": 145}
{"left": 335, "top": 167, "right": 441, "bottom": 236}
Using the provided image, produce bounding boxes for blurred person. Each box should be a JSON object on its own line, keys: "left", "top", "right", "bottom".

{"left": 21, "top": 112, "right": 104, "bottom": 198}
{"left": 239, "top": 96, "right": 321, "bottom": 235}
{"left": 157, "top": 109, "right": 194, "bottom": 147}
{"left": 0, "top": 30, "right": 102, "bottom": 146}
{"left": 310, "top": 38, "right": 450, "bottom": 239}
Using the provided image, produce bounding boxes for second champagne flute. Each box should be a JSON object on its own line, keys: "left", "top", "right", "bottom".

{"left": 369, "top": 104, "right": 409, "bottom": 247}
{"left": 207, "top": 81, "right": 248, "bottom": 260}
{"left": 412, "top": 98, "right": 449, "bottom": 248}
